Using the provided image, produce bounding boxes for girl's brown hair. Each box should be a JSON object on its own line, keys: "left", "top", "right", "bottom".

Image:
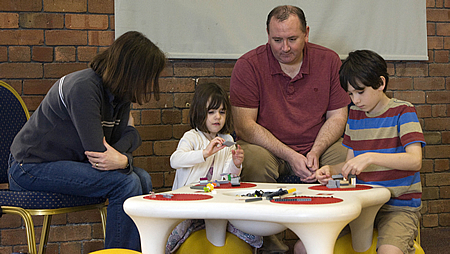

{"left": 189, "top": 83, "right": 233, "bottom": 134}
{"left": 89, "top": 31, "right": 166, "bottom": 104}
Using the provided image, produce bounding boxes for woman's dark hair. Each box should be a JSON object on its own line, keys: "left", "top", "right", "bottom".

{"left": 89, "top": 31, "right": 166, "bottom": 105}
{"left": 189, "top": 83, "right": 233, "bottom": 135}
{"left": 266, "top": 5, "right": 307, "bottom": 33}
{"left": 339, "top": 50, "right": 389, "bottom": 92}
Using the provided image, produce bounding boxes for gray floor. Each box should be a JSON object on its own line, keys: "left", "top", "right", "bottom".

{"left": 421, "top": 227, "right": 450, "bottom": 254}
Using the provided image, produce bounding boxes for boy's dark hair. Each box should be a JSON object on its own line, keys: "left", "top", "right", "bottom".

{"left": 89, "top": 31, "right": 166, "bottom": 105}
{"left": 267, "top": 5, "right": 307, "bottom": 33}
{"left": 339, "top": 50, "right": 389, "bottom": 92}
{"left": 189, "top": 83, "right": 233, "bottom": 135}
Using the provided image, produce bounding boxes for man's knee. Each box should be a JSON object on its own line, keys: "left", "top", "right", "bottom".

{"left": 237, "top": 140, "right": 280, "bottom": 182}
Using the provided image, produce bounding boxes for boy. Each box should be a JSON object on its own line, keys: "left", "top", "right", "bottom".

{"left": 295, "top": 50, "right": 425, "bottom": 254}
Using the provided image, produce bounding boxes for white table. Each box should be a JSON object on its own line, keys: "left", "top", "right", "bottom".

{"left": 124, "top": 182, "right": 390, "bottom": 254}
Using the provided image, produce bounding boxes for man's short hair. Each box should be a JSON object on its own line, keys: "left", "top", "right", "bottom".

{"left": 266, "top": 5, "right": 307, "bottom": 33}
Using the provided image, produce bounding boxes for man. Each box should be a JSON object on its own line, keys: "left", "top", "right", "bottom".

{"left": 230, "top": 5, "right": 350, "bottom": 184}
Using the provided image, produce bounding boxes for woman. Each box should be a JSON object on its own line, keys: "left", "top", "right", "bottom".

{"left": 9, "top": 31, "right": 166, "bottom": 251}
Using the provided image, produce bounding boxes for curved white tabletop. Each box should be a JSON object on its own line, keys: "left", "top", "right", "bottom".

{"left": 124, "top": 182, "right": 390, "bottom": 254}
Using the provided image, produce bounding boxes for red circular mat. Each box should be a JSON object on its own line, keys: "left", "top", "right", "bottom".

{"left": 270, "top": 196, "right": 343, "bottom": 205}
{"left": 143, "top": 193, "right": 213, "bottom": 201}
{"left": 195, "top": 182, "right": 257, "bottom": 189}
{"left": 308, "top": 184, "right": 372, "bottom": 191}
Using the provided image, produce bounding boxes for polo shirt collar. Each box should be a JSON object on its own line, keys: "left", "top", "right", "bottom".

{"left": 267, "top": 42, "right": 311, "bottom": 79}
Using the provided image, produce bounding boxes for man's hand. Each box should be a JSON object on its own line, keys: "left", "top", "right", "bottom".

{"left": 85, "top": 137, "right": 128, "bottom": 171}
{"left": 288, "top": 152, "right": 316, "bottom": 182}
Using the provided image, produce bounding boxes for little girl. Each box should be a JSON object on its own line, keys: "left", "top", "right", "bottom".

{"left": 166, "top": 83, "right": 262, "bottom": 253}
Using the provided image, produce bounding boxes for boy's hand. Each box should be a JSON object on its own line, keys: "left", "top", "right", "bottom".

{"left": 316, "top": 165, "right": 332, "bottom": 185}
{"left": 341, "top": 153, "right": 372, "bottom": 178}
{"left": 203, "top": 137, "right": 226, "bottom": 159}
{"left": 232, "top": 144, "right": 244, "bottom": 168}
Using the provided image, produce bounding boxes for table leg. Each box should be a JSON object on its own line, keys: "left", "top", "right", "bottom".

{"left": 286, "top": 221, "right": 347, "bottom": 254}
{"left": 132, "top": 217, "right": 182, "bottom": 254}
{"left": 349, "top": 204, "right": 383, "bottom": 252}
{"left": 204, "top": 219, "right": 228, "bottom": 246}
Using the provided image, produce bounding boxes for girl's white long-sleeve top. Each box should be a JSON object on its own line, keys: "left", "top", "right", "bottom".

{"left": 170, "top": 129, "right": 241, "bottom": 190}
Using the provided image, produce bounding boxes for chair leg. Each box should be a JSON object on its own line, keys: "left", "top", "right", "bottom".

{"left": 99, "top": 206, "right": 107, "bottom": 239}
{"left": 38, "top": 215, "right": 52, "bottom": 254}
{"left": 2, "top": 206, "right": 38, "bottom": 254}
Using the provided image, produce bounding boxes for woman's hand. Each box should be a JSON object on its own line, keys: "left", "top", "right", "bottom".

{"left": 85, "top": 137, "right": 128, "bottom": 170}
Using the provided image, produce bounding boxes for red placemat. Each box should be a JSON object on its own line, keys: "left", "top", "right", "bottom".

{"left": 195, "top": 182, "right": 257, "bottom": 189}
{"left": 270, "top": 196, "right": 343, "bottom": 205}
{"left": 143, "top": 193, "right": 213, "bottom": 201}
{"left": 308, "top": 184, "right": 372, "bottom": 191}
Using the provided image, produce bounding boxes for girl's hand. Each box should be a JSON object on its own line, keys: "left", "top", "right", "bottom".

{"left": 203, "top": 137, "right": 226, "bottom": 159}
{"left": 232, "top": 144, "right": 244, "bottom": 168}
{"left": 315, "top": 165, "right": 332, "bottom": 185}
{"left": 85, "top": 137, "right": 128, "bottom": 171}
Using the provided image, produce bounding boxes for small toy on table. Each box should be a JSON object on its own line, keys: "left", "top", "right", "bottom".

{"left": 326, "top": 173, "right": 356, "bottom": 189}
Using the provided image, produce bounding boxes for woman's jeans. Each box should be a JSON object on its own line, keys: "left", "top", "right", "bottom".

{"left": 8, "top": 155, "right": 152, "bottom": 251}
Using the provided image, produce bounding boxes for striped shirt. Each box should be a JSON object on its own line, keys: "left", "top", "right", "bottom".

{"left": 343, "top": 98, "right": 426, "bottom": 211}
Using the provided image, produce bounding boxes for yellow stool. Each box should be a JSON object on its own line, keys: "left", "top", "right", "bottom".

{"left": 174, "top": 229, "right": 253, "bottom": 254}
{"left": 334, "top": 229, "right": 424, "bottom": 254}
{"left": 90, "top": 249, "right": 141, "bottom": 254}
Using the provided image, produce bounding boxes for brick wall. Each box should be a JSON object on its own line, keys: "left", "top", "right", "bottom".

{"left": 0, "top": 0, "right": 449, "bottom": 253}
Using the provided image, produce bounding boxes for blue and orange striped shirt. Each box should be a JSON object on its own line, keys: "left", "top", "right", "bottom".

{"left": 343, "top": 98, "right": 426, "bottom": 211}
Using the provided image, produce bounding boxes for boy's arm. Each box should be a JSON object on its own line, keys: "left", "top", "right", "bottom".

{"left": 341, "top": 142, "right": 422, "bottom": 178}
{"left": 316, "top": 149, "right": 353, "bottom": 184}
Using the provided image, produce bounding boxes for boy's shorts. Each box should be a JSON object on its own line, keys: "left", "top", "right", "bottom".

{"left": 375, "top": 209, "right": 420, "bottom": 254}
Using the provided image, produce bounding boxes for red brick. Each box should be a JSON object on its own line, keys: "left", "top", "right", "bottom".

{"left": 414, "top": 77, "right": 446, "bottom": 90}
{"left": 0, "top": 13, "right": 19, "bottom": 28}
{"left": 174, "top": 62, "right": 215, "bottom": 77}
{"left": 1, "top": 228, "right": 27, "bottom": 245}
{"left": 65, "top": 14, "right": 109, "bottom": 30}
{"left": 427, "top": 23, "right": 436, "bottom": 36}
{"left": 396, "top": 62, "right": 428, "bottom": 76}
{"left": 215, "top": 62, "right": 235, "bottom": 76}
{"left": 437, "top": 23, "right": 450, "bottom": 36}
{"left": 77, "top": 46, "right": 98, "bottom": 62}
{"left": 443, "top": 131, "right": 450, "bottom": 143}
{"left": 174, "top": 93, "right": 194, "bottom": 108}
{"left": 19, "top": 13, "right": 64, "bottom": 28}
{"left": 424, "top": 131, "right": 441, "bottom": 145}
{"left": 141, "top": 110, "right": 161, "bottom": 125}
{"left": 441, "top": 186, "right": 450, "bottom": 198}
{"left": 22, "top": 95, "right": 44, "bottom": 111}
{"left": 432, "top": 105, "right": 448, "bottom": 117}
{"left": 110, "top": 15, "right": 115, "bottom": 29}
{"left": 392, "top": 91, "right": 426, "bottom": 104}
{"left": 159, "top": 78, "right": 195, "bottom": 93}
{"left": 23, "top": 79, "right": 55, "bottom": 95}
{"left": 439, "top": 213, "right": 450, "bottom": 226}
{"left": 435, "top": 50, "right": 450, "bottom": 63}
{"left": 149, "top": 173, "right": 164, "bottom": 188}
{"left": 154, "top": 140, "right": 178, "bottom": 156}
{"left": 32, "top": 46, "right": 53, "bottom": 62}
{"left": 424, "top": 145, "right": 450, "bottom": 158}
{"left": 435, "top": 159, "right": 450, "bottom": 171}
{"left": 445, "top": 37, "right": 450, "bottom": 49}
{"left": 136, "top": 125, "right": 173, "bottom": 141}
{"left": 43, "top": 0, "right": 87, "bottom": 12}
{"left": 197, "top": 77, "right": 231, "bottom": 91}
{"left": 0, "top": 63, "right": 42, "bottom": 79}
{"left": 427, "top": 91, "right": 450, "bottom": 103}
{"left": 161, "top": 63, "right": 174, "bottom": 77}
{"left": 427, "top": 9, "right": 450, "bottom": 22}
{"left": 44, "top": 62, "right": 87, "bottom": 78}
{"left": 165, "top": 171, "right": 176, "bottom": 187}
{"left": 0, "top": 214, "right": 21, "bottom": 228}
{"left": 422, "top": 214, "right": 439, "bottom": 227}
{"left": 0, "top": 0, "right": 42, "bottom": 11}
{"left": 83, "top": 240, "right": 104, "bottom": 253}
{"left": 60, "top": 242, "right": 82, "bottom": 253}
{"left": 9, "top": 46, "right": 30, "bottom": 62}
{"left": 133, "top": 141, "right": 154, "bottom": 156}
{"left": 88, "top": 30, "right": 114, "bottom": 46}
{"left": 173, "top": 124, "right": 191, "bottom": 139}
{"left": 430, "top": 63, "right": 450, "bottom": 76}
{"left": 45, "top": 30, "right": 87, "bottom": 45}
{"left": 88, "top": 0, "right": 114, "bottom": 13}
{"left": 48, "top": 224, "right": 91, "bottom": 241}
{"left": 182, "top": 109, "right": 189, "bottom": 124}
{"left": 0, "top": 30, "right": 44, "bottom": 45}
{"left": 388, "top": 77, "right": 413, "bottom": 90}
{"left": 67, "top": 210, "right": 101, "bottom": 224}
{"left": 428, "top": 199, "right": 450, "bottom": 213}
{"left": 0, "top": 46, "right": 7, "bottom": 62}
{"left": 422, "top": 186, "right": 440, "bottom": 200}
{"left": 427, "top": 36, "right": 444, "bottom": 49}
{"left": 144, "top": 156, "right": 171, "bottom": 172}
{"left": 55, "top": 46, "right": 76, "bottom": 62}
{"left": 162, "top": 109, "right": 181, "bottom": 124}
